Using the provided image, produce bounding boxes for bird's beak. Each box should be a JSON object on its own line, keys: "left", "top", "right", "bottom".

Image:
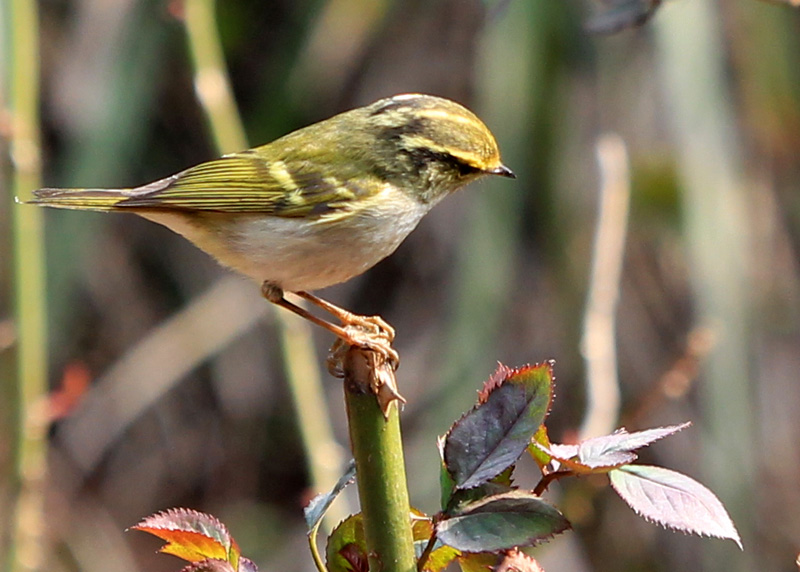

{"left": 486, "top": 164, "right": 516, "bottom": 179}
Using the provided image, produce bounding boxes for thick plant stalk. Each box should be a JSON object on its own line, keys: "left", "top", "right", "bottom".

{"left": 7, "top": 1, "right": 48, "bottom": 571}
{"left": 342, "top": 347, "right": 416, "bottom": 572}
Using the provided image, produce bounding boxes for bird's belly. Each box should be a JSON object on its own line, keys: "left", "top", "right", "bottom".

{"left": 139, "top": 190, "right": 430, "bottom": 291}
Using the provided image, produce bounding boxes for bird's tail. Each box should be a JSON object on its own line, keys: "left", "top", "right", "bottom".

{"left": 26, "top": 188, "right": 133, "bottom": 211}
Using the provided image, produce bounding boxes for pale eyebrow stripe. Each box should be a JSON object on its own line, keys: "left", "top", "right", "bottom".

{"left": 415, "top": 108, "right": 477, "bottom": 126}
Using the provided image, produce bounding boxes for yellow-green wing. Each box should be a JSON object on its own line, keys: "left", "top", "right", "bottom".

{"left": 119, "top": 149, "right": 367, "bottom": 218}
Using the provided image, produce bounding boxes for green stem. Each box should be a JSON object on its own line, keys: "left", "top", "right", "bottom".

{"left": 343, "top": 348, "right": 415, "bottom": 572}
{"left": 7, "top": 0, "right": 48, "bottom": 571}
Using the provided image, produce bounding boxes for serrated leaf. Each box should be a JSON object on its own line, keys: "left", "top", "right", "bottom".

{"left": 436, "top": 491, "right": 570, "bottom": 552}
{"left": 609, "top": 465, "right": 742, "bottom": 548}
{"left": 304, "top": 459, "right": 356, "bottom": 530}
{"left": 444, "top": 363, "right": 554, "bottom": 490}
{"left": 579, "top": 423, "right": 690, "bottom": 467}
{"left": 326, "top": 514, "right": 368, "bottom": 572}
{"left": 496, "top": 549, "right": 544, "bottom": 572}
{"left": 534, "top": 423, "right": 691, "bottom": 474}
{"left": 131, "top": 508, "right": 237, "bottom": 564}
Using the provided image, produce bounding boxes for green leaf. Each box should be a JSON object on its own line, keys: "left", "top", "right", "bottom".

{"left": 438, "top": 436, "right": 456, "bottom": 510}
{"left": 304, "top": 459, "right": 356, "bottom": 530}
{"left": 609, "top": 465, "right": 742, "bottom": 549}
{"left": 436, "top": 491, "right": 570, "bottom": 552}
{"left": 527, "top": 425, "right": 553, "bottom": 469}
{"left": 444, "top": 363, "right": 554, "bottom": 490}
{"left": 446, "top": 470, "right": 516, "bottom": 516}
{"left": 325, "top": 514, "right": 368, "bottom": 572}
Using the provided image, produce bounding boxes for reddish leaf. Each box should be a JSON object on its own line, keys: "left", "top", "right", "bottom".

{"left": 444, "top": 363, "right": 554, "bottom": 490}
{"left": 48, "top": 361, "right": 91, "bottom": 421}
{"left": 609, "top": 465, "right": 742, "bottom": 548}
{"left": 326, "top": 514, "right": 368, "bottom": 572}
{"left": 131, "top": 509, "right": 238, "bottom": 564}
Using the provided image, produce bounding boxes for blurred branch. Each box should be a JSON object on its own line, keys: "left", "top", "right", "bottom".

{"left": 7, "top": 0, "right": 48, "bottom": 570}
{"left": 57, "top": 277, "right": 267, "bottom": 473}
{"left": 579, "top": 133, "right": 630, "bottom": 439}
{"left": 182, "top": 0, "right": 346, "bottom": 525}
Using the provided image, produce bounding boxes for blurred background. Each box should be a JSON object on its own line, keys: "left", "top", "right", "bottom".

{"left": 2, "top": 0, "right": 800, "bottom": 571}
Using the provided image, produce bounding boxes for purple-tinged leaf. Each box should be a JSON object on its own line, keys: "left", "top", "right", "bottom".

{"left": 436, "top": 491, "right": 570, "bottom": 552}
{"left": 533, "top": 423, "right": 691, "bottom": 473}
{"left": 444, "top": 363, "right": 554, "bottom": 490}
{"left": 579, "top": 423, "right": 690, "bottom": 466}
{"left": 237, "top": 558, "right": 258, "bottom": 572}
{"left": 609, "top": 465, "right": 742, "bottom": 548}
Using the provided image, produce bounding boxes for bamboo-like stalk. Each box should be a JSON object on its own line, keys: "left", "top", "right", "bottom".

{"left": 579, "top": 134, "right": 630, "bottom": 439}
{"left": 181, "top": 0, "right": 346, "bottom": 527}
{"left": 7, "top": 1, "right": 49, "bottom": 571}
{"left": 654, "top": 2, "right": 755, "bottom": 569}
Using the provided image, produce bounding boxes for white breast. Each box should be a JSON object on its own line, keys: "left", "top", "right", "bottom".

{"left": 138, "top": 184, "right": 433, "bottom": 291}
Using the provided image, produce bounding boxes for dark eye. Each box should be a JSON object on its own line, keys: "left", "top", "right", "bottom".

{"left": 454, "top": 159, "right": 481, "bottom": 177}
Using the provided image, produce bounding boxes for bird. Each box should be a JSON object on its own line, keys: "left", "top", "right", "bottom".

{"left": 27, "top": 93, "right": 514, "bottom": 366}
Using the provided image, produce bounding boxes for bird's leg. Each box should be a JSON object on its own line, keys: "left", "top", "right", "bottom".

{"left": 261, "top": 282, "right": 399, "bottom": 370}
{"left": 294, "top": 290, "right": 395, "bottom": 343}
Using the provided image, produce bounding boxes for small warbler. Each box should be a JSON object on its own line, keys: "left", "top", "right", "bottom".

{"left": 29, "top": 93, "right": 514, "bottom": 360}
